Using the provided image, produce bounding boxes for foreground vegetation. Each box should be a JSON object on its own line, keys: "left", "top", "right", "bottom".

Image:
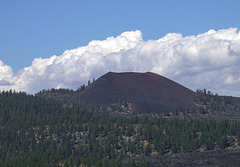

{"left": 0, "top": 91, "right": 240, "bottom": 166}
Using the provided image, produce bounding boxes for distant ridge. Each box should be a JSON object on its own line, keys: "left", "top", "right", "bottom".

{"left": 77, "top": 72, "right": 198, "bottom": 113}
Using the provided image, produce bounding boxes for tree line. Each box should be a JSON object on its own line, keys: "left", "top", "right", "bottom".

{"left": 0, "top": 90, "right": 240, "bottom": 166}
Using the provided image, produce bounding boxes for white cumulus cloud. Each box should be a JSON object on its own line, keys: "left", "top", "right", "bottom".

{"left": 0, "top": 60, "right": 14, "bottom": 87}
{"left": 0, "top": 28, "right": 240, "bottom": 96}
{"left": 0, "top": 60, "right": 13, "bottom": 80}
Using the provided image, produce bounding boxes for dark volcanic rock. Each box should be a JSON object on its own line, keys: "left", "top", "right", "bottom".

{"left": 77, "top": 72, "right": 198, "bottom": 113}
{"left": 123, "top": 149, "right": 240, "bottom": 167}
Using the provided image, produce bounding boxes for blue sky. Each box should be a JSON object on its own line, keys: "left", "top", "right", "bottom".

{"left": 1, "top": 0, "right": 239, "bottom": 72}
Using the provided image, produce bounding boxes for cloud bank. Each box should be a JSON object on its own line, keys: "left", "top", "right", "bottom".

{"left": 0, "top": 28, "right": 240, "bottom": 96}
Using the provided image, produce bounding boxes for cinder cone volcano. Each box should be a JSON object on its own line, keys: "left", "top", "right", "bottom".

{"left": 78, "top": 72, "right": 198, "bottom": 113}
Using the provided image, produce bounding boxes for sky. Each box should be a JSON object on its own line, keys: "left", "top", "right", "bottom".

{"left": 0, "top": 0, "right": 240, "bottom": 96}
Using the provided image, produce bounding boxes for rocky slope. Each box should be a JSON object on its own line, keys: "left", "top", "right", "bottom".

{"left": 77, "top": 72, "right": 198, "bottom": 113}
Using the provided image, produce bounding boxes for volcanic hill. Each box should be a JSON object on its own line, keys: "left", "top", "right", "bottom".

{"left": 77, "top": 72, "right": 198, "bottom": 113}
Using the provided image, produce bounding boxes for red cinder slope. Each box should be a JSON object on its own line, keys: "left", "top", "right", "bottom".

{"left": 77, "top": 72, "right": 198, "bottom": 113}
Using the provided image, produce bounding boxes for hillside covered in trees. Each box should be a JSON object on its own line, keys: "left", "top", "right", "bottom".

{"left": 1, "top": 90, "right": 240, "bottom": 166}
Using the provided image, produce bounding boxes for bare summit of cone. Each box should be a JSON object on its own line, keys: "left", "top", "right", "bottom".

{"left": 77, "top": 72, "right": 198, "bottom": 113}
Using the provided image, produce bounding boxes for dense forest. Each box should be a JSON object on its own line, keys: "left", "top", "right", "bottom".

{"left": 1, "top": 90, "right": 240, "bottom": 166}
